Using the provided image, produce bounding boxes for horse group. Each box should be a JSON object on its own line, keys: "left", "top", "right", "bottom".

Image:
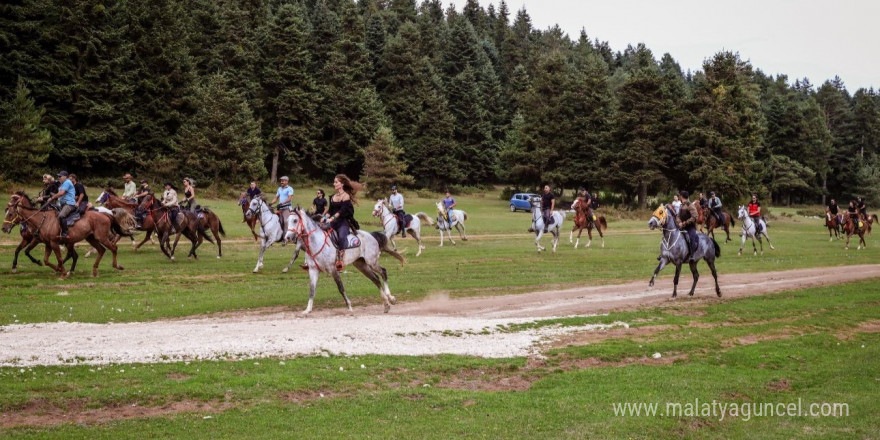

{"left": 824, "top": 210, "right": 873, "bottom": 250}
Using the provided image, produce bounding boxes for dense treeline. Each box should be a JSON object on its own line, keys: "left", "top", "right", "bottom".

{"left": 1, "top": 0, "right": 879, "bottom": 206}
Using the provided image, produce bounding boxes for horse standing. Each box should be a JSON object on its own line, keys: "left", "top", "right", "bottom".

{"left": 842, "top": 215, "right": 867, "bottom": 250}
{"left": 10, "top": 193, "right": 131, "bottom": 278}
{"left": 530, "top": 202, "right": 565, "bottom": 253}
{"left": 647, "top": 205, "right": 721, "bottom": 298}
{"left": 284, "top": 207, "right": 404, "bottom": 314}
{"left": 702, "top": 207, "right": 735, "bottom": 243}
{"left": 569, "top": 198, "right": 607, "bottom": 248}
{"left": 825, "top": 211, "right": 842, "bottom": 241}
{"left": 435, "top": 201, "right": 469, "bottom": 246}
{"left": 736, "top": 205, "right": 775, "bottom": 256}
{"left": 372, "top": 199, "right": 433, "bottom": 256}
{"left": 139, "top": 194, "right": 209, "bottom": 261}
{"left": 3, "top": 193, "right": 44, "bottom": 273}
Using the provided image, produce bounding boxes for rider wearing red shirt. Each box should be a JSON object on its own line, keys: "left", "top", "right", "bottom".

{"left": 747, "top": 194, "right": 762, "bottom": 233}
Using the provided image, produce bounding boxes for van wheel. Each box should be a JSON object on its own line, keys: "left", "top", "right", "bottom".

{"left": 510, "top": 204, "right": 516, "bottom": 212}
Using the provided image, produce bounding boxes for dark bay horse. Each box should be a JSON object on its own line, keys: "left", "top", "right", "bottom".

{"left": 240, "top": 194, "right": 260, "bottom": 241}
{"left": 10, "top": 193, "right": 131, "bottom": 277}
{"left": 193, "top": 207, "right": 226, "bottom": 258}
{"left": 648, "top": 205, "right": 721, "bottom": 298}
{"left": 3, "top": 192, "right": 44, "bottom": 273}
{"left": 702, "top": 207, "right": 735, "bottom": 243}
{"left": 569, "top": 198, "right": 607, "bottom": 248}
{"left": 139, "top": 194, "right": 211, "bottom": 261}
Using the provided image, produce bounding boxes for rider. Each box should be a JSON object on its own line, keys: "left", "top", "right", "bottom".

{"left": 671, "top": 194, "right": 681, "bottom": 215}
{"left": 828, "top": 198, "right": 841, "bottom": 225}
{"left": 35, "top": 174, "right": 60, "bottom": 208}
{"left": 676, "top": 190, "right": 699, "bottom": 262}
{"left": 323, "top": 174, "right": 361, "bottom": 271}
{"left": 442, "top": 190, "right": 456, "bottom": 226}
{"left": 748, "top": 194, "right": 763, "bottom": 233}
{"left": 162, "top": 181, "right": 181, "bottom": 232}
{"left": 181, "top": 178, "right": 197, "bottom": 211}
{"left": 848, "top": 200, "right": 861, "bottom": 230}
{"left": 70, "top": 173, "right": 89, "bottom": 215}
{"left": 572, "top": 187, "right": 594, "bottom": 228}
{"left": 697, "top": 192, "right": 708, "bottom": 211}
{"left": 48, "top": 171, "right": 77, "bottom": 239}
{"left": 133, "top": 180, "right": 152, "bottom": 228}
{"left": 312, "top": 189, "right": 328, "bottom": 218}
{"left": 857, "top": 197, "right": 869, "bottom": 222}
{"left": 591, "top": 192, "right": 599, "bottom": 210}
{"left": 540, "top": 184, "right": 555, "bottom": 233}
{"left": 122, "top": 173, "right": 137, "bottom": 202}
{"left": 389, "top": 185, "right": 406, "bottom": 238}
{"left": 708, "top": 191, "right": 723, "bottom": 225}
{"left": 270, "top": 176, "right": 294, "bottom": 226}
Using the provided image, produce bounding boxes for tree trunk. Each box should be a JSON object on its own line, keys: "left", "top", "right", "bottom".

{"left": 821, "top": 175, "right": 827, "bottom": 205}
{"left": 270, "top": 143, "right": 280, "bottom": 184}
{"left": 638, "top": 181, "right": 647, "bottom": 210}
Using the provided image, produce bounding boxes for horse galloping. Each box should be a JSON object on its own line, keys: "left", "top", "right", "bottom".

{"left": 284, "top": 207, "right": 405, "bottom": 315}
{"left": 703, "top": 207, "right": 735, "bottom": 243}
{"left": 372, "top": 199, "right": 433, "bottom": 256}
{"left": 3, "top": 192, "right": 44, "bottom": 272}
{"left": 736, "top": 205, "right": 775, "bottom": 256}
{"left": 842, "top": 214, "right": 867, "bottom": 250}
{"left": 192, "top": 207, "right": 226, "bottom": 258}
{"left": 10, "top": 192, "right": 132, "bottom": 277}
{"left": 139, "top": 194, "right": 209, "bottom": 261}
{"left": 96, "top": 188, "right": 157, "bottom": 250}
{"left": 647, "top": 205, "right": 721, "bottom": 298}
{"left": 569, "top": 198, "right": 607, "bottom": 248}
{"left": 530, "top": 203, "right": 566, "bottom": 253}
{"left": 435, "top": 202, "right": 468, "bottom": 246}
{"left": 825, "top": 211, "right": 843, "bottom": 241}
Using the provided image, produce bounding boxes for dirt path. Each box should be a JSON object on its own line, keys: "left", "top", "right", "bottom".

{"left": 2, "top": 265, "right": 878, "bottom": 366}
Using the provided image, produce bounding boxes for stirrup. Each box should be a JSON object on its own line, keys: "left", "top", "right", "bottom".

{"left": 335, "top": 250, "right": 345, "bottom": 271}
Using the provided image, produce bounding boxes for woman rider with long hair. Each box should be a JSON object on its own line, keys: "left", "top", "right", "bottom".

{"left": 322, "top": 174, "right": 362, "bottom": 271}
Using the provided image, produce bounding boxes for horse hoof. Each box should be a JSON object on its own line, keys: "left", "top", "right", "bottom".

{"left": 716, "top": 290, "right": 722, "bottom": 297}
{"left": 384, "top": 303, "right": 390, "bottom": 313}
{"left": 389, "top": 295, "right": 397, "bottom": 305}
{"left": 11, "top": 268, "right": 16, "bottom": 274}
{"left": 301, "top": 310, "right": 311, "bottom": 316}
{"left": 688, "top": 292, "right": 695, "bottom": 296}
{"left": 282, "top": 268, "right": 289, "bottom": 273}
{"left": 92, "top": 271, "right": 98, "bottom": 278}
{"left": 216, "top": 256, "right": 221, "bottom": 259}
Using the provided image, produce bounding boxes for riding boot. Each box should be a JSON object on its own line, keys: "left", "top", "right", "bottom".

{"left": 60, "top": 219, "right": 68, "bottom": 239}
{"left": 400, "top": 221, "right": 406, "bottom": 238}
{"left": 335, "top": 249, "right": 345, "bottom": 272}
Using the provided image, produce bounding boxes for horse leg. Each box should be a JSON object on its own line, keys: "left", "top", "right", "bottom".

{"left": 353, "top": 259, "right": 392, "bottom": 313}
{"left": 552, "top": 229, "right": 559, "bottom": 253}
{"left": 569, "top": 228, "right": 574, "bottom": 244}
{"left": 575, "top": 228, "right": 583, "bottom": 248}
{"left": 302, "top": 268, "right": 320, "bottom": 315}
{"left": 170, "top": 230, "right": 184, "bottom": 261}
{"left": 330, "top": 269, "right": 353, "bottom": 313}
{"left": 438, "top": 228, "right": 445, "bottom": 247}
{"left": 764, "top": 231, "right": 775, "bottom": 250}
{"left": 254, "top": 240, "right": 269, "bottom": 273}
{"left": 723, "top": 224, "right": 731, "bottom": 243}
{"left": 85, "top": 236, "right": 106, "bottom": 277}
{"left": 535, "top": 229, "right": 545, "bottom": 252}
{"left": 282, "top": 243, "right": 301, "bottom": 274}
{"left": 52, "top": 243, "right": 67, "bottom": 278}
{"left": 707, "top": 258, "right": 721, "bottom": 297}
{"left": 585, "top": 228, "right": 592, "bottom": 248}
{"left": 671, "top": 263, "right": 682, "bottom": 298}
{"left": 414, "top": 228, "right": 423, "bottom": 257}
{"left": 97, "top": 231, "right": 122, "bottom": 271}
{"left": 687, "top": 260, "right": 699, "bottom": 296}
{"left": 738, "top": 232, "right": 747, "bottom": 256}
{"left": 458, "top": 223, "right": 467, "bottom": 241}
{"left": 389, "top": 235, "right": 398, "bottom": 251}
{"left": 752, "top": 236, "right": 758, "bottom": 256}
{"left": 649, "top": 257, "right": 668, "bottom": 287}
{"left": 598, "top": 225, "right": 605, "bottom": 248}
{"left": 212, "top": 223, "right": 222, "bottom": 258}
{"left": 133, "top": 229, "right": 152, "bottom": 251}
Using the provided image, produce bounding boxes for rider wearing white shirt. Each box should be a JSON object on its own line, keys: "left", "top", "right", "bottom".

{"left": 389, "top": 185, "right": 406, "bottom": 238}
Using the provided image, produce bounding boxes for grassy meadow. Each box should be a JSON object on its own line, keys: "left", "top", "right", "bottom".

{"left": 1, "top": 187, "right": 878, "bottom": 438}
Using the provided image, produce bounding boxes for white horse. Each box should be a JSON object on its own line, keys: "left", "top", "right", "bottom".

{"left": 372, "top": 199, "right": 433, "bottom": 257}
{"left": 246, "top": 196, "right": 289, "bottom": 273}
{"left": 737, "top": 205, "right": 775, "bottom": 256}
{"left": 530, "top": 204, "right": 566, "bottom": 253}
{"left": 435, "top": 202, "right": 469, "bottom": 246}
{"left": 284, "top": 207, "right": 400, "bottom": 314}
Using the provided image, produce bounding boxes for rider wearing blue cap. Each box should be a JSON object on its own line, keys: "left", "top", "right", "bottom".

{"left": 49, "top": 171, "right": 77, "bottom": 238}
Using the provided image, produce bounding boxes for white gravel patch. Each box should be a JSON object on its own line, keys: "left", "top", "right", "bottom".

{"left": 0, "top": 314, "right": 627, "bottom": 367}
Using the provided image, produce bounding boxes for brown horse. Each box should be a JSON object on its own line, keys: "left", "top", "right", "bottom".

{"left": 842, "top": 214, "right": 867, "bottom": 250}
{"left": 569, "top": 198, "right": 607, "bottom": 248}
{"left": 702, "top": 207, "right": 735, "bottom": 243}
{"left": 825, "top": 211, "right": 843, "bottom": 241}
{"left": 240, "top": 194, "right": 259, "bottom": 241}
{"left": 139, "top": 194, "right": 211, "bottom": 261}
{"left": 98, "top": 188, "right": 161, "bottom": 250}
{"left": 3, "top": 192, "right": 44, "bottom": 272}
{"left": 193, "top": 207, "right": 226, "bottom": 258}
{"left": 10, "top": 193, "right": 131, "bottom": 277}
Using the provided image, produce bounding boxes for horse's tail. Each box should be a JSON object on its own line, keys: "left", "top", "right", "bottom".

{"left": 713, "top": 238, "right": 721, "bottom": 258}
{"left": 463, "top": 212, "right": 468, "bottom": 221}
{"left": 598, "top": 216, "right": 607, "bottom": 231}
{"left": 217, "top": 217, "right": 226, "bottom": 237}
{"left": 110, "top": 208, "right": 137, "bottom": 238}
{"left": 372, "top": 231, "right": 406, "bottom": 266}
{"left": 416, "top": 212, "right": 433, "bottom": 226}
{"left": 730, "top": 215, "right": 735, "bottom": 227}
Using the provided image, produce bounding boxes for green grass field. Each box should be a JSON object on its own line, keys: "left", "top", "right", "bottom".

{"left": 1, "top": 188, "right": 878, "bottom": 438}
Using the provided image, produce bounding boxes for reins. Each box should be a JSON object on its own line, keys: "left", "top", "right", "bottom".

{"left": 289, "top": 210, "right": 331, "bottom": 261}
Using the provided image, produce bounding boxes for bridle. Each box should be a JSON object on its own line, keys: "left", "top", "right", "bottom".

{"left": 289, "top": 208, "right": 331, "bottom": 260}
{"left": 651, "top": 206, "right": 681, "bottom": 250}
{"left": 373, "top": 202, "right": 397, "bottom": 231}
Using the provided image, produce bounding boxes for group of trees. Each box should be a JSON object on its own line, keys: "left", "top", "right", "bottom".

{"left": 1, "top": 0, "right": 879, "bottom": 206}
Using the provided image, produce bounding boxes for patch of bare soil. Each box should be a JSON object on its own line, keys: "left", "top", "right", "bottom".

{"left": 278, "top": 389, "right": 345, "bottom": 404}
{"left": 730, "top": 328, "right": 803, "bottom": 347}
{"left": 0, "top": 398, "right": 233, "bottom": 428}
{"left": 555, "top": 353, "right": 690, "bottom": 370}
{"left": 549, "top": 325, "right": 677, "bottom": 348}
{"left": 766, "top": 378, "right": 793, "bottom": 392}
{"left": 835, "top": 319, "right": 880, "bottom": 340}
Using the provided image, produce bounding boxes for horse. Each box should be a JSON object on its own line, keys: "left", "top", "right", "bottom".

{"left": 842, "top": 214, "right": 867, "bottom": 250}
{"left": 736, "top": 205, "right": 775, "bottom": 256}
{"left": 435, "top": 201, "right": 469, "bottom": 246}
{"left": 246, "top": 195, "right": 292, "bottom": 273}
{"left": 647, "top": 205, "right": 721, "bottom": 298}
{"left": 96, "top": 188, "right": 157, "bottom": 250}
{"left": 284, "top": 206, "right": 405, "bottom": 315}
{"left": 825, "top": 210, "right": 843, "bottom": 241}
{"left": 3, "top": 192, "right": 44, "bottom": 273}
{"left": 240, "top": 194, "right": 260, "bottom": 241}
{"left": 569, "top": 198, "right": 607, "bottom": 248}
{"left": 702, "top": 207, "right": 735, "bottom": 243}
{"left": 530, "top": 202, "right": 566, "bottom": 253}
{"left": 139, "top": 194, "right": 209, "bottom": 261}
{"left": 190, "top": 206, "right": 226, "bottom": 258}
{"left": 372, "top": 199, "right": 433, "bottom": 256}
{"left": 9, "top": 192, "right": 132, "bottom": 278}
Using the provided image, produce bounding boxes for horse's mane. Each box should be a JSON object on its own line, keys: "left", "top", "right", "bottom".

{"left": 105, "top": 188, "right": 118, "bottom": 196}
{"left": 14, "top": 191, "right": 34, "bottom": 206}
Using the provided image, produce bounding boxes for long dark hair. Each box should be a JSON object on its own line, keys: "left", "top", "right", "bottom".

{"left": 335, "top": 174, "right": 362, "bottom": 205}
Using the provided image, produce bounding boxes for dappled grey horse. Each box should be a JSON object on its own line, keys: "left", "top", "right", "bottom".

{"left": 435, "top": 201, "right": 469, "bottom": 246}
{"left": 530, "top": 202, "right": 566, "bottom": 253}
{"left": 736, "top": 205, "right": 774, "bottom": 256}
{"left": 648, "top": 205, "right": 721, "bottom": 298}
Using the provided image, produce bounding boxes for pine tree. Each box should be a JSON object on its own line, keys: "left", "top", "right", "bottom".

{"left": 0, "top": 79, "right": 52, "bottom": 181}
{"left": 174, "top": 74, "right": 266, "bottom": 184}
{"left": 361, "top": 125, "right": 413, "bottom": 199}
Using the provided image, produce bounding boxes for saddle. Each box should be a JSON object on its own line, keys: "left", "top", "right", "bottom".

{"left": 399, "top": 213, "right": 414, "bottom": 230}
{"left": 330, "top": 229, "right": 361, "bottom": 249}
{"left": 64, "top": 212, "right": 82, "bottom": 227}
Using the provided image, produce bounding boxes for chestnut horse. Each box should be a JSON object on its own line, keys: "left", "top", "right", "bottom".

{"left": 96, "top": 188, "right": 157, "bottom": 250}
{"left": 569, "top": 198, "right": 607, "bottom": 248}
{"left": 825, "top": 210, "right": 842, "bottom": 241}
{"left": 842, "top": 214, "right": 867, "bottom": 250}
{"left": 10, "top": 193, "right": 131, "bottom": 277}
{"left": 139, "top": 194, "right": 211, "bottom": 260}
{"left": 702, "top": 207, "right": 735, "bottom": 243}
{"left": 3, "top": 192, "right": 44, "bottom": 272}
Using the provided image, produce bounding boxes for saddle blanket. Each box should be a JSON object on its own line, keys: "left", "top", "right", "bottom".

{"left": 95, "top": 207, "right": 113, "bottom": 215}
{"left": 65, "top": 212, "right": 81, "bottom": 227}
{"left": 345, "top": 235, "right": 361, "bottom": 248}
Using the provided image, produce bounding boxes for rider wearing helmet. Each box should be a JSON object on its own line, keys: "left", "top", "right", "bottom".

{"left": 389, "top": 185, "right": 406, "bottom": 238}
{"left": 748, "top": 194, "right": 762, "bottom": 233}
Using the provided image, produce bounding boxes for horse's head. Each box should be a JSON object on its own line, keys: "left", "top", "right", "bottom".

{"left": 372, "top": 199, "right": 386, "bottom": 217}
{"left": 648, "top": 204, "right": 667, "bottom": 230}
{"left": 737, "top": 205, "right": 747, "bottom": 220}
{"left": 2, "top": 194, "right": 23, "bottom": 233}
{"left": 97, "top": 190, "right": 109, "bottom": 205}
{"left": 285, "top": 206, "right": 310, "bottom": 244}
{"left": 436, "top": 201, "right": 445, "bottom": 214}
